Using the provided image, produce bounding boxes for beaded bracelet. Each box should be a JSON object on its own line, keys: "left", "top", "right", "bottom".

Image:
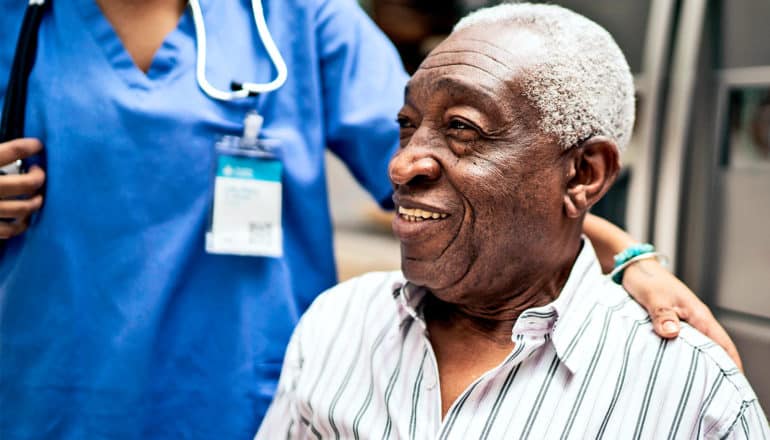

{"left": 609, "top": 243, "right": 668, "bottom": 284}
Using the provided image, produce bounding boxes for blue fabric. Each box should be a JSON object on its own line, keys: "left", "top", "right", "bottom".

{"left": 0, "top": 0, "right": 407, "bottom": 438}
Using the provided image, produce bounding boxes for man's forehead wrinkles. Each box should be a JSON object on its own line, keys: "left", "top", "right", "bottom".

{"left": 414, "top": 62, "right": 510, "bottom": 88}
{"left": 410, "top": 59, "right": 526, "bottom": 105}
{"left": 424, "top": 48, "right": 510, "bottom": 71}
{"left": 460, "top": 36, "right": 521, "bottom": 60}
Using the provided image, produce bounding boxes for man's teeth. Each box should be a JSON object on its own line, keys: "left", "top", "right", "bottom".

{"left": 398, "top": 207, "right": 448, "bottom": 222}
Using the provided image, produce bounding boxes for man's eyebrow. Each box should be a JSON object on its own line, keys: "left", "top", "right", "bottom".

{"left": 432, "top": 75, "right": 500, "bottom": 102}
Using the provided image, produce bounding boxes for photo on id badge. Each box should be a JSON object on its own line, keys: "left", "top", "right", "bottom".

{"left": 205, "top": 111, "right": 283, "bottom": 258}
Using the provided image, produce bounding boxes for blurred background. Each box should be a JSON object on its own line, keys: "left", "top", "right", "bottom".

{"left": 328, "top": 0, "right": 770, "bottom": 417}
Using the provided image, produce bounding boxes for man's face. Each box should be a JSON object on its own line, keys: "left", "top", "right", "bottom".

{"left": 389, "top": 24, "right": 574, "bottom": 305}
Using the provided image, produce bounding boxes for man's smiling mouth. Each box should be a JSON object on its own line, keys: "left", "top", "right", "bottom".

{"left": 397, "top": 206, "right": 449, "bottom": 222}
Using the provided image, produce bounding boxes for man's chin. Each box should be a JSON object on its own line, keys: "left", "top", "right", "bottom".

{"left": 402, "top": 258, "right": 436, "bottom": 287}
{"left": 401, "top": 257, "right": 463, "bottom": 293}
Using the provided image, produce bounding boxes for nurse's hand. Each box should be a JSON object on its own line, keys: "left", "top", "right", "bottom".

{"left": 0, "top": 138, "right": 45, "bottom": 239}
{"left": 623, "top": 258, "right": 743, "bottom": 371}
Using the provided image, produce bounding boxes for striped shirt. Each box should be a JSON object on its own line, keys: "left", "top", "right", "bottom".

{"left": 256, "top": 240, "right": 769, "bottom": 439}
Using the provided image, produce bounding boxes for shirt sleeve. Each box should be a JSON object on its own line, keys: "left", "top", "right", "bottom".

{"left": 701, "top": 372, "right": 770, "bottom": 439}
{"left": 715, "top": 399, "right": 770, "bottom": 440}
{"left": 254, "top": 319, "right": 306, "bottom": 439}
{"left": 314, "top": 0, "right": 409, "bottom": 209}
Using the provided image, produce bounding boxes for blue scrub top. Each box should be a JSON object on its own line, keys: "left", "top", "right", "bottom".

{"left": 0, "top": 0, "right": 408, "bottom": 438}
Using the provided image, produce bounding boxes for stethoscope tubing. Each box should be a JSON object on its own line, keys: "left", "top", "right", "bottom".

{"left": 0, "top": 0, "right": 50, "bottom": 143}
{"left": 188, "top": 0, "right": 288, "bottom": 101}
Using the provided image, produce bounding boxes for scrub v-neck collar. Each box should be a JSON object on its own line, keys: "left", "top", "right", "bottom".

{"left": 74, "top": 0, "right": 197, "bottom": 90}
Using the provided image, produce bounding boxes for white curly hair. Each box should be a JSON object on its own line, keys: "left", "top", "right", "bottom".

{"left": 454, "top": 2, "right": 635, "bottom": 150}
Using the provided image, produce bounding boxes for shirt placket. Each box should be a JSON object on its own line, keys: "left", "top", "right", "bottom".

{"left": 420, "top": 330, "right": 444, "bottom": 439}
{"left": 434, "top": 327, "right": 551, "bottom": 440}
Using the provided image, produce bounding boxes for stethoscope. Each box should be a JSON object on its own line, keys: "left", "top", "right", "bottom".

{"left": 1, "top": 0, "right": 288, "bottom": 146}
{"left": 188, "top": 0, "right": 288, "bottom": 100}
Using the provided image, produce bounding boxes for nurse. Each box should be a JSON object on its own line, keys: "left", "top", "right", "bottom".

{"left": 0, "top": 0, "right": 741, "bottom": 438}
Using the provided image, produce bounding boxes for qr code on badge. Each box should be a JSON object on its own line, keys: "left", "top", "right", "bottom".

{"left": 249, "top": 221, "right": 274, "bottom": 245}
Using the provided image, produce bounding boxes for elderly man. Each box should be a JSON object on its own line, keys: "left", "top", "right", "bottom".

{"left": 257, "top": 4, "right": 769, "bottom": 439}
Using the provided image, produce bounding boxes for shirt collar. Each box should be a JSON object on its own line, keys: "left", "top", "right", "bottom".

{"left": 392, "top": 237, "right": 607, "bottom": 374}
{"left": 393, "top": 279, "right": 428, "bottom": 327}
{"left": 549, "top": 238, "right": 607, "bottom": 374}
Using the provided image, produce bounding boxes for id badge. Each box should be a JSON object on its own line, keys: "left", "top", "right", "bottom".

{"left": 205, "top": 136, "right": 283, "bottom": 257}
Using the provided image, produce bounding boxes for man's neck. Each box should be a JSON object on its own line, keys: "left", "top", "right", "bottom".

{"left": 424, "top": 238, "right": 581, "bottom": 418}
{"left": 427, "top": 235, "right": 581, "bottom": 335}
{"left": 426, "top": 302, "right": 518, "bottom": 418}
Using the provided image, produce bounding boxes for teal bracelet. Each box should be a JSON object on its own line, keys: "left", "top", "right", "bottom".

{"left": 611, "top": 243, "right": 656, "bottom": 284}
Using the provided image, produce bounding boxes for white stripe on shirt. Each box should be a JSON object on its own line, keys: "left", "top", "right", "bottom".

{"left": 257, "top": 239, "right": 769, "bottom": 439}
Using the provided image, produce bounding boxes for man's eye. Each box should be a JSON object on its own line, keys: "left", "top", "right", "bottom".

{"left": 447, "top": 119, "right": 480, "bottom": 143}
{"left": 397, "top": 116, "right": 414, "bottom": 129}
{"left": 449, "top": 119, "right": 472, "bottom": 130}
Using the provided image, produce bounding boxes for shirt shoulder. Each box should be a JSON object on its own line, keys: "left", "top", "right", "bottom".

{"left": 676, "top": 324, "right": 759, "bottom": 403}
{"left": 589, "top": 281, "right": 766, "bottom": 437}
{"left": 597, "top": 279, "right": 745, "bottom": 378}
{"left": 673, "top": 325, "right": 768, "bottom": 437}
{"left": 595, "top": 278, "right": 746, "bottom": 384}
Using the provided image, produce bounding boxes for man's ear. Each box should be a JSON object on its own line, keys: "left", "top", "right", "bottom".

{"left": 563, "top": 136, "right": 621, "bottom": 218}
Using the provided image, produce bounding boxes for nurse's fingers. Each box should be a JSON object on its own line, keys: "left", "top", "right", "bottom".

{"left": 0, "top": 166, "right": 45, "bottom": 198}
{"left": 0, "top": 194, "right": 43, "bottom": 218}
{"left": 624, "top": 259, "right": 744, "bottom": 370}
{"left": 0, "top": 218, "right": 28, "bottom": 239}
{"left": 0, "top": 138, "right": 43, "bottom": 166}
{"left": 680, "top": 304, "right": 744, "bottom": 371}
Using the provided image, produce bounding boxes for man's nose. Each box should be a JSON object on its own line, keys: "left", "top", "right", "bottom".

{"left": 388, "top": 145, "right": 441, "bottom": 187}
